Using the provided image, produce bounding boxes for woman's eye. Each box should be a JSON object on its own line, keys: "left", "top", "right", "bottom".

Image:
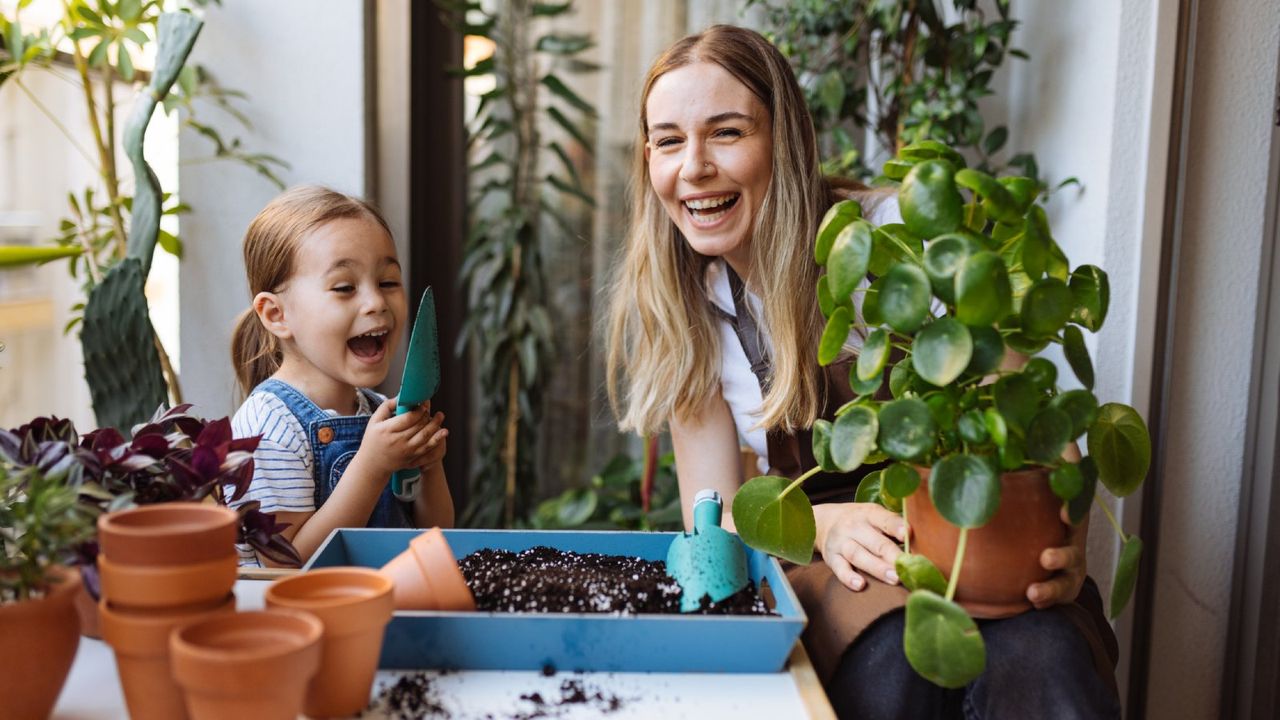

{"left": 714, "top": 128, "right": 742, "bottom": 139}
{"left": 654, "top": 137, "right": 682, "bottom": 148}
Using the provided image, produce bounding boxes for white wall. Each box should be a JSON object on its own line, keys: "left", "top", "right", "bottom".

{"left": 178, "top": 0, "right": 371, "bottom": 418}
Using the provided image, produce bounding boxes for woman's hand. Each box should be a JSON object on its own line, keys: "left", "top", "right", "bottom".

{"left": 1027, "top": 505, "right": 1089, "bottom": 608}
{"left": 815, "top": 502, "right": 907, "bottom": 591}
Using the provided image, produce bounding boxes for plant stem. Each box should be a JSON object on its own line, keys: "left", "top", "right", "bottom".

{"left": 902, "top": 499, "right": 910, "bottom": 554}
{"left": 1098, "top": 498, "right": 1125, "bottom": 539}
{"left": 153, "top": 329, "right": 183, "bottom": 406}
{"left": 101, "top": 63, "right": 122, "bottom": 258}
{"left": 14, "top": 79, "right": 97, "bottom": 165}
{"left": 503, "top": 358, "right": 519, "bottom": 528}
{"left": 781, "top": 464, "right": 824, "bottom": 499}
{"left": 945, "top": 527, "right": 968, "bottom": 601}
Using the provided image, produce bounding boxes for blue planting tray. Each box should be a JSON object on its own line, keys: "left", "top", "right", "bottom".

{"left": 304, "top": 528, "right": 806, "bottom": 673}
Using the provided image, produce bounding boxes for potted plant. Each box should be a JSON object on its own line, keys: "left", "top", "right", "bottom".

{"left": 731, "top": 140, "right": 1151, "bottom": 687}
{"left": 0, "top": 457, "right": 98, "bottom": 718}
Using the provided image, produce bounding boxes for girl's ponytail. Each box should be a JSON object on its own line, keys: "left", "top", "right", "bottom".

{"left": 231, "top": 307, "right": 280, "bottom": 397}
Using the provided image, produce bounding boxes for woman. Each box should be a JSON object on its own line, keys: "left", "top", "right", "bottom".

{"left": 606, "top": 24, "right": 1120, "bottom": 719}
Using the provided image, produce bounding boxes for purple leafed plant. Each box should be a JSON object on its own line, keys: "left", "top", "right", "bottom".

{"left": 0, "top": 405, "right": 302, "bottom": 598}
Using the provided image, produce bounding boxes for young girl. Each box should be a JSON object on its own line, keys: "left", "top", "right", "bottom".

{"left": 229, "top": 185, "right": 454, "bottom": 567}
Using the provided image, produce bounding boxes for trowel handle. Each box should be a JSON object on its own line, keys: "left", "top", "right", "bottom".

{"left": 692, "top": 489, "right": 723, "bottom": 531}
{"left": 390, "top": 402, "right": 421, "bottom": 501}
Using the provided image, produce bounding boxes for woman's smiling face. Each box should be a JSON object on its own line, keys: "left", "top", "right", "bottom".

{"left": 645, "top": 61, "right": 773, "bottom": 275}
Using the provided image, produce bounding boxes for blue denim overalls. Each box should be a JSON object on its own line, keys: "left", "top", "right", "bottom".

{"left": 255, "top": 379, "right": 410, "bottom": 528}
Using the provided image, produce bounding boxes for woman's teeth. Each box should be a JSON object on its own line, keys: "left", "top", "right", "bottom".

{"left": 684, "top": 193, "right": 740, "bottom": 224}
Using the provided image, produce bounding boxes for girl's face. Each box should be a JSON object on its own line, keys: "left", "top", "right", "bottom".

{"left": 645, "top": 61, "right": 773, "bottom": 275}
{"left": 265, "top": 215, "right": 408, "bottom": 400}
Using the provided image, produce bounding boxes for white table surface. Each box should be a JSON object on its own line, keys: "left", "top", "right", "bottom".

{"left": 54, "top": 580, "right": 834, "bottom": 720}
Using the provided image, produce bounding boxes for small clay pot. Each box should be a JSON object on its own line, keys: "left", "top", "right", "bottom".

{"left": 99, "top": 593, "right": 236, "bottom": 720}
{"left": 380, "top": 528, "right": 476, "bottom": 611}
{"left": 97, "top": 502, "right": 238, "bottom": 566}
{"left": 170, "top": 609, "right": 323, "bottom": 720}
{"left": 98, "top": 552, "right": 237, "bottom": 610}
{"left": 905, "top": 466, "right": 1067, "bottom": 618}
{"left": 265, "top": 568, "right": 395, "bottom": 718}
{"left": 0, "top": 567, "right": 82, "bottom": 720}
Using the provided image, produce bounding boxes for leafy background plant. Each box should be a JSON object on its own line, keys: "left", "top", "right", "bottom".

{"left": 444, "top": 0, "right": 597, "bottom": 528}
{"left": 529, "top": 447, "right": 683, "bottom": 531}
{"left": 0, "top": 461, "right": 96, "bottom": 603}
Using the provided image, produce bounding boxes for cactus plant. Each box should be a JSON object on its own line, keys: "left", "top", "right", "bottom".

{"left": 81, "top": 258, "right": 167, "bottom": 433}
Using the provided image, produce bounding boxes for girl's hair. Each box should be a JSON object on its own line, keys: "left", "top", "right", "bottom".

{"left": 607, "top": 24, "right": 848, "bottom": 435}
{"left": 231, "top": 185, "right": 392, "bottom": 396}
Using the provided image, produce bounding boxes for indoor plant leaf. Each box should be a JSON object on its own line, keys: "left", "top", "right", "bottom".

{"left": 964, "top": 325, "right": 1005, "bottom": 376}
{"left": 993, "top": 374, "right": 1038, "bottom": 432}
{"left": 730, "top": 475, "right": 815, "bottom": 565}
{"left": 895, "top": 553, "right": 947, "bottom": 595}
{"left": 900, "top": 159, "right": 964, "bottom": 238}
{"left": 814, "top": 199, "right": 862, "bottom": 266}
{"left": 880, "top": 263, "right": 932, "bottom": 333}
{"left": 1050, "top": 389, "right": 1099, "bottom": 439}
{"left": 855, "top": 469, "right": 901, "bottom": 513}
{"left": 1021, "top": 206, "right": 1052, "bottom": 279}
{"left": 922, "top": 234, "right": 977, "bottom": 304}
{"left": 954, "top": 168, "right": 1020, "bottom": 224}
{"left": 1069, "top": 264, "right": 1110, "bottom": 332}
{"left": 818, "top": 306, "right": 852, "bottom": 366}
{"left": 1067, "top": 456, "right": 1099, "bottom": 524}
{"left": 1087, "top": 403, "right": 1151, "bottom": 497}
{"left": 882, "top": 462, "right": 920, "bottom": 499}
{"left": 912, "top": 318, "right": 973, "bottom": 387}
{"left": 877, "top": 398, "right": 937, "bottom": 462}
{"left": 830, "top": 406, "right": 878, "bottom": 472}
{"left": 1021, "top": 277, "right": 1073, "bottom": 338}
{"left": 955, "top": 251, "right": 1012, "bottom": 326}
{"left": 1050, "top": 462, "right": 1084, "bottom": 502}
{"left": 1025, "top": 407, "right": 1072, "bottom": 464}
{"left": 904, "top": 590, "right": 987, "bottom": 689}
{"left": 1062, "top": 324, "right": 1095, "bottom": 389}
{"left": 929, "top": 454, "right": 1000, "bottom": 529}
{"left": 811, "top": 419, "right": 839, "bottom": 473}
{"left": 889, "top": 362, "right": 914, "bottom": 398}
{"left": 828, "top": 219, "right": 874, "bottom": 301}
{"left": 858, "top": 328, "right": 891, "bottom": 382}
{"left": 1110, "top": 535, "right": 1143, "bottom": 619}
{"left": 849, "top": 361, "right": 883, "bottom": 397}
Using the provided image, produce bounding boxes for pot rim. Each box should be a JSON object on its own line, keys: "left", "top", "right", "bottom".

{"left": 98, "top": 502, "right": 237, "bottom": 540}
{"left": 171, "top": 609, "right": 323, "bottom": 665}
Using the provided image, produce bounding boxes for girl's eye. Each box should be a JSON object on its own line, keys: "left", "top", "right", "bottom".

{"left": 331, "top": 285, "right": 355, "bottom": 294}
{"left": 380, "top": 280, "right": 401, "bottom": 289}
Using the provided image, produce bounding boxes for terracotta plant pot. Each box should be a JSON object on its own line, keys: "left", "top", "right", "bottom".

{"left": 170, "top": 609, "right": 323, "bottom": 720}
{"left": 265, "top": 568, "right": 395, "bottom": 718}
{"left": 97, "top": 502, "right": 238, "bottom": 566}
{"left": 0, "top": 567, "right": 82, "bottom": 720}
{"left": 98, "top": 552, "right": 237, "bottom": 610}
{"left": 380, "top": 528, "right": 476, "bottom": 611}
{"left": 905, "top": 466, "right": 1067, "bottom": 618}
{"left": 99, "top": 593, "right": 236, "bottom": 720}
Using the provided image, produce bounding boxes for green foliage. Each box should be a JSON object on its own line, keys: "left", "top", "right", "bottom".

{"left": 529, "top": 449, "right": 682, "bottom": 531}
{"left": 444, "top": 0, "right": 596, "bottom": 527}
{"left": 748, "top": 0, "right": 1035, "bottom": 180}
{"left": 731, "top": 140, "right": 1153, "bottom": 688}
{"left": 81, "top": 259, "right": 167, "bottom": 431}
{"left": 0, "top": 463, "right": 97, "bottom": 604}
{"left": 730, "top": 475, "right": 815, "bottom": 565}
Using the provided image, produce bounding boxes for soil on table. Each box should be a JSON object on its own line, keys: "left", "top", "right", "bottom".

{"left": 458, "top": 546, "right": 773, "bottom": 615}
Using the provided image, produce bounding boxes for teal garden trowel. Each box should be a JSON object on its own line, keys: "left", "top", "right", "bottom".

{"left": 391, "top": 287, "right": 441, "bottom": 501}
{"left": 666, "top": 489, "right": 749, "bottom": 612}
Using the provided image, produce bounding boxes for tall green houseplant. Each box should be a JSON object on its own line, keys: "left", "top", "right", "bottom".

{"left": 447, "top": 0, "right": 596, "bottom": 527}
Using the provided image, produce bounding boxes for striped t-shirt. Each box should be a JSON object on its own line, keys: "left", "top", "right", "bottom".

{"left": 229, "top": 385, "right": 374, "bottom": 565}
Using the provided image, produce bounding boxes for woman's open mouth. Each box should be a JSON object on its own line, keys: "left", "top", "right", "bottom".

{"left": 683, "top": 193, "right": 740, "bottom": 227}
{"left": 347, "top": 329, "right": 389, "bottom": 363}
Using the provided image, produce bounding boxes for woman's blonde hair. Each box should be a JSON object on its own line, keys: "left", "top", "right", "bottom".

{"left": 607, "top": 24, "right": 845, "bottom": 435}
{"left": 231, "top": 185, "right": 392, "bottom": 396}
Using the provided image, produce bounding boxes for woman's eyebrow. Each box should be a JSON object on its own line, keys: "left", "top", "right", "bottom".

{"left": 649, "top": 111, "right": 754, "bottom": 132}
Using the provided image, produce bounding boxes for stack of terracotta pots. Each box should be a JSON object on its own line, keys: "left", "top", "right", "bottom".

{"left": 96, "top": 502, "right": 240, "bottom": 720}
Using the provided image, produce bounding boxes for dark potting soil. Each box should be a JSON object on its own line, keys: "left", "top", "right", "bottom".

{"left": 367, "top": 671, "right": 627, "bottom": 720}
{"left": 458, "top": 546, "right": 773, "bottom": 615}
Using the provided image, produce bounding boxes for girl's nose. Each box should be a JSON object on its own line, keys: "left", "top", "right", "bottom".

{"left": 361, "top": 287, "right": 389, "bottom": 314}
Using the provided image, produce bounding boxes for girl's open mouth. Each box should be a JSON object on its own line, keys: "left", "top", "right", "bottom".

{"left": 683, "top": 193, "right": 740, "bottom": 227}
{"left": 347, "top": 330, "right": 389, "bottom": 363}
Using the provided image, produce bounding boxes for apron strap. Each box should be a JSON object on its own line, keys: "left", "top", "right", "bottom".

{"left": 710, "top": 264, "right": 772, "bottom": 393}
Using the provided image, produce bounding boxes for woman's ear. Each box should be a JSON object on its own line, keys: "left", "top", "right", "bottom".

{"left": 644, "top": 140, "right": 652, "bottom": 163}
{"left": 253, "top": 291, "right": 291, "bottom": 340}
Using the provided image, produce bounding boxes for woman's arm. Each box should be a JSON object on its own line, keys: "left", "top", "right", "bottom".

{"left": 669, "top": 394, "right": 745, "bottom": 532}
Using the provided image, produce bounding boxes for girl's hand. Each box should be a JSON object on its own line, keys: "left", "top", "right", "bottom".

{"left": 1027, "top": 505, "right": 1089, "bottom": 608}
{"left": 355, "top": 397, "right": 435, "bottom": 479}
{"left": 409, "top": 411, "right": 448, "bottom": 472}
{"left": 815, "top": 502, "right": 907, "bottom": 592}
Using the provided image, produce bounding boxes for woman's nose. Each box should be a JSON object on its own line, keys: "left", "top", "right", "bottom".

{"left": 679, "top": 144, "right": 715, "bottom": 183}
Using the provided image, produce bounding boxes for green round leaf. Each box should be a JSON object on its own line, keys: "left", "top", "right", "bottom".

{"left": 895, "top": 553, "right": 947, "bottom": 595}
{"left": 904, "top": 590, "right": 987, "bottom": 688}
{"left": 819, "top": 306, "right": 852, "bottom": 366}
{"left": 923, "top": 234, "right": 977, "bottom": 304}
{"left": 983, "top": 407, "right": 1008, "bottom": 447}
{"left": 1063, "top": 325, "right": 1095, "bottom": 390}
{"left": 1022, "top": 357, "right": 1058, "bottom": 390}
{"left": 817, "top": 275, "right": 835, "bottom": 317}
{"left": 1069, "top": 264, "right": 1110, "bottom": 332}
{"left": 925, "top": 392, "right": 959, "bottom": 432}
{"left": 1026, "top": 407, "right": 1072, "bottom": 464}
{"left": 880, "top": 263, "right": 932, "bottom": 333}
{"left": 1050, "top": 389, "right": 1099, "bottom": 439}
{"left": 829, "top": 219, "right": 875, "bottom": 301}
{"left": 555, "top": 488, "right": 598, "bottom": 526}
{"left": 993, "top": 374, "right": 1039, "bottom": 431}
{"left": 731, "top": 475, "right": 816, "bottom": 565}
{"left": 958, "top": 409, "right": 988, "bottom": 445}
{"left": 1021, "top": 277, "right": 1074, "bottom": 338}
{"left": 965, "top": 325, "right": 1005, "bottom": 376}
{"left": 1110, "top": 535, "right": 1143, "bottom": 619}
{"left": 883, "top": 462, "right": 921, "bottom": 499}
{"left": 863, "top": 275, "right": 886, "bottom": 326}
{"left": 900, "top": 159, "right": 964, "bottom": 238}
{"left": 1087, "top": 403, "right": 1151, "bottom": 497}
{"left": 889, "top": 362, "right": 914, "bottom": 398}
{"left": 899, "top": 139, "right": 966, "bottom": 168}
{"left": 1021, "top": 206, "right": 1052, "bottom": 279}
{"left": 999, "top": 439, "right": 1025, "bottom": 470}
{"left": 930, "top": 454, "right": 1001, "bottom": 528}
{"left": 1050, "top": 463, "right": 1084, "bottom": 502}
{"left": 1068, "top": 456, "right": 1099, "bottom": 525}
{"left": 815, "top": 199, "right": 862, "bottom": 266}
{"left": 955, "top": 251, "right": 1012, "bottom": 326}
{"left": 912, "top": 319, "right": 973, "bottom": 387}
{"left": 883, "top": 158, "right": 914, "bottom": 181}
{"left": 855, "top": 469, "right": 902, "bottom": 513}
{"left": 811, "top": 419, "right": 839, "bottom": 473}
{"left": 858, "top": 328, "right": 891, "bottom": 382}
{"left": 849, "top": 362, "right": 883, "bottom": 397}
{"left": 877, "top": 398, "right": 937, "bottom": 462}
{"left": 954, "top": 168, "right": 1020, "bottom": 223}
{"left": 831, "top": 406, "right": 879, "bottom": 472}
{"left": 870, "top": 224, "right": 925, "bottom": 277}
{"left": 1004, "top": 331, "right": 1051, "bottom": 355}
{"left": 998, "top": 176, "right": 1040, "bottom": 215}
